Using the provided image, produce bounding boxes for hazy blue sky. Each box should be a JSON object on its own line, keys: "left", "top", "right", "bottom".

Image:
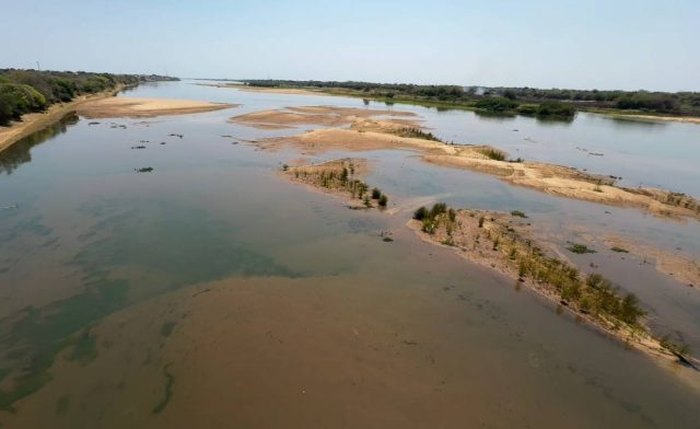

{"left": 2, "top": 0, "right": 698, "bottom": 91}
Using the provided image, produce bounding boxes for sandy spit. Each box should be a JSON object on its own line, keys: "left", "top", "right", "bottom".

{"left": 76, "top": 97, "right": 238, "bottom": 119}
{"left": 206, "top": 82, "right": 330, "bottom": 96}
{"left": 607, "top": 113, "right": 700, "bottom": 125}
{"left": 230, "top": 105, "right": 418, "bottom": 129}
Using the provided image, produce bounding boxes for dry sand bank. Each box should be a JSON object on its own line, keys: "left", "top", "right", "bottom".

{"left": 77, "top": 97, "right": 237, "bottom": 119}
{"left": 230, "top": 106, "right": 418, "bottom": 129}
{"left": 248, "top": 111, "right": 700, "bottom": 221}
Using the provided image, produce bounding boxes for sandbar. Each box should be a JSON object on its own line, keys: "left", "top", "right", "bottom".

{"left": 77, "top": 97, "right": 237, "bottom": 119}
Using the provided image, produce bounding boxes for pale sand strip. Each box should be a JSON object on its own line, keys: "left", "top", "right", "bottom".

{"left": 76, "top": 97, "right": 238, "bottom": 119}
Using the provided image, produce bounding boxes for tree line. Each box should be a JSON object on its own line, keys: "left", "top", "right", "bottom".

{"left": 242, "top": 79, "right": 700, "bottom": 116}
{"left": 0, "top": 69, "right": 178, "bottom": 126}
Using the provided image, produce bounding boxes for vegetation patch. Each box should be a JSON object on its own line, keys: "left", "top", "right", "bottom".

{"left": 527, "top": 101, "right": 576, "bottom": 120}
{"left": 393, "top": 127, "right": 441, "bottom": 141}
{"left": 475, "top": 147, "right": 507, "bottom": 161}
{"left": 611, "top": 246, "right": 629, "bottom": 253}
{"left": 474, "top": 96, "right": 519, "bottom": 114}
{"left": 510, "top": 210, "right": 528, "bottom": 218}
{"left": 567, "top": 243, "right": 597, "bottom": 254}
{"left": 282, "top": 159, "right": 388, "bottom": 209}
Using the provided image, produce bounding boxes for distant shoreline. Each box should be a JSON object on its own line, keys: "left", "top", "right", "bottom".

{"left": 219, "top": 82, "right": 700, "bottom": 124}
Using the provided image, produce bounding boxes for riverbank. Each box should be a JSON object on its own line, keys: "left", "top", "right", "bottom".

{"left": 237, "top": 106, "right": 700, "bottom": 221}
{"left": 0, "top": 89, "right": 117, "bottom": 154}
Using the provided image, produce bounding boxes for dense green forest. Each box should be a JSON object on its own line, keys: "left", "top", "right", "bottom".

{"left": 240, "top": 79, "right": 700, "bottom": 118}
{"left": 0, "top": 69, "right": 178, "bottom": 126}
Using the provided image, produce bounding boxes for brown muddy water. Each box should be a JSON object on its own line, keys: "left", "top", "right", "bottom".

{"left": 0, "top": 81, "right": 699, "bottom": 428}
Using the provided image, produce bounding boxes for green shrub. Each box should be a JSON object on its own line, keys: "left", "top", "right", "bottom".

{"left": 475, "top": 96, "right": 519, "bottom": 113}
{"left": 567, "top": 243, "right": 596, "bottom": 254}
{"left": 429, "top": 202, "right": 447, "bottom": 218}
{"left": 414, "top": 206, "right": 428, "bottom": 220}
{"left": 395, "top": 127, "right": 441, "bottom": 141}
{"left": 448, "top": 208, "right": 457, "bottom": 222}
{"left": 0, "top": 83, "right": 48, "bottom": 125}
{"left": 378, "top": 194, "right": 388, "bottom": 207}
{"left": 371, "top": 188, "right": 381, "bottom": 199}
{"left": 619, "top": 293, "right": 645, "bottom": 324}
{"left": 476, "top": 147, "right": 506, "bottom": 161}
{"left": 517, "top": 104, "right": 538, "bottom": 115}
{"left": 535, "top": 101, "right": 576, "bottom": 119}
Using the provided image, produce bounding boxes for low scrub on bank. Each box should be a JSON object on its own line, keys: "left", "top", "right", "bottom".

{"left": 393, "top": 127, "right": 441, "bottom": 141}
{"left": 475, "top": 147, "right": 507, "bottom": 161}
{"left": 284, "top": 159, "right": 388, "bottom": 208}
{"left": 567, "top": 243, "right": 597, "bottom": 254}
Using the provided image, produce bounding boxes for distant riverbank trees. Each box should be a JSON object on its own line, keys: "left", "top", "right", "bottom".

{"left": 474, "top": 97, "right": 576, "bottom": 120}
{"left": 241, "top": 79, "right": 700, "bottom": 117}
{"left": 0, "top": 69, "right": 178, "bottom": 126}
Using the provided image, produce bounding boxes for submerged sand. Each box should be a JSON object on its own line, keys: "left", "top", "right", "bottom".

{"left": 0, "top": 275, "right": 596, "bottom": 428}
{"left": 600, "top": 235, "right": 700, "bottom": 288}
{"left": 77, "top": 97, "right": 237, "bottom": 119}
